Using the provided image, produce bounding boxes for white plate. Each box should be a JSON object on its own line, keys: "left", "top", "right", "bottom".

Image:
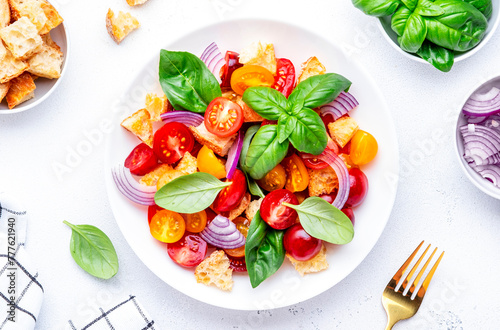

{"left": 104, "top": 19, "right": 400, "bottom": 310}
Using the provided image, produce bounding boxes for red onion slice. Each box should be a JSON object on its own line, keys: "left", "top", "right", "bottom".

{"left": 200, "top": 42, "right": 225, "bottom": 84}
{"left": 460, "top": 124, "right": 500, "bottom": 163}
{"left": 112, "top": 165, "right": 156, "bottom": 205}
{"left": 463, "top": 87, "right": 500, "bottom": 117}
{"left": 160, "top": 111, "right": 204, "bottom": 127}
{"left": 199, "top": 215, "right": 245, "bottom": 249}
{"left": 225, "top": 131, "right": 244, "bottom": 179}
{"left": 319, "top": 92, "right": 359, "bottom": 120}
{"left": 469, "top": 163, "right": 500, "bottom": 187}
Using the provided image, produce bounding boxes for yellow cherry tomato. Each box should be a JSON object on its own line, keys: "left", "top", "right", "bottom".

{"left": 282, "top": 154, "right": 310, "bottom": 192}
{"left": 349, "top": 130, "right": 378, "bottom": 165}
{"left": 182, "top": 210, "right": 207, "bottom": 233}
{"left": 230, "top": 65, "right": 275, "bottom": 95}
{"left": 257, "top": 164, "right": 286, "bottom": 191}
{"left": 149, "top": 210, "right": 185, "bottom": 243}
{"left": 197, "top": 145, "right": 226, "bottom": 179}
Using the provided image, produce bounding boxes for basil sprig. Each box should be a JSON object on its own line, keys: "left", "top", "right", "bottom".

{"left": 155, "top": 172, "right": 231, "bottom": 213}
{"left": 284, "top": 197, "right": 354, "bottom": 245}
{"left": 245, "top": 211, "right": 285, "bottom": 288}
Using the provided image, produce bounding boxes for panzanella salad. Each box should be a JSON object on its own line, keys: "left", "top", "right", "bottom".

{"left": 113, "top": 41, "right": 379, "bottom": 291}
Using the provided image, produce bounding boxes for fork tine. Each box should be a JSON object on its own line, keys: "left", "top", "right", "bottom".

{"left": 421, "top": 251, "right": 445, "bottom": 292}
{"left": 401, "top": 244, "right": 430, "bottom": 291}
{"left": 408, "top": 247, "right": 437, "bottom": 296}
{"left": 390, "top": 241, "right": 424, "bottom": 285}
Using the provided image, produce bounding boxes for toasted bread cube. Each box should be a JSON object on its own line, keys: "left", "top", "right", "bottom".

{"left": 189, "top": 123, "right": 236, "bottom": 157}
{"left": 156, "top": 170, "right": 184, "bottom": 190}
{"left": 0, "top": 17, "right": 42, "bottom": 59}
{"left": 0, "top": 0, "right": 10, "bottom": 28}
{"left": 139, "top": 164, "right": 173, "bottom": 186}
{"left": 41, "top": 32, "right": 59, "bottom": 51}
{"left": 6, "top": 71, "right": 35, "bottom": 109}
{"left": 307, "top": 167, "right": 338, "bottom": 197}
{"left": 328, "top": 117, "right": 359, "bottom": 148}
{"left": 8, "top": 0, "right": 48, "bottom": 32}
{"left": 126, "top": 0, "right": 148, "bottom": 6}
{"left": 195, "top": 250, "right": 233, "bottom": 291}
{"left": 217, "top": 192, "right": 251, "bottom": 221}
{"left": 0, "top": 48, "right": 28, "bottom": 83}
{"left": 106, "top": 9, "right": 139, "bottom": 44}
{"left": 0, "top": 81, "right": 10, "bottom": 102}
{"left": 222, "top": 90, "right": 263, "bottom": 122}
{"left": 287, "top": 244, "right": 328, "bottom": 276}
{"left": 145, "top": 93, "right": 169, "bottom": 122}
{"left": 297, "top": 56, "right": 326, "bottom": 84}
{"left": 239, "top": 41, "right": 277, "bottom": 74}
{"left": 121, "top": 109, "right": 153, "bottom": 147}
{"left": 175, "top": 151, "right": 197, "bottom": 174}
{"left": 27, "top": 40, "right": 62, "bottom": 78}
{"left": 38, "top": 0, "right": 63, "bottom": 34}
{"left": 245, "top": 198, "right": 263, "bottom": 221}
{"left": 0, "top": 40, "right": 6, "bottom": 60}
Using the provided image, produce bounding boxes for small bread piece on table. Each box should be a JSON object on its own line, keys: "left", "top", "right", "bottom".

{"left": 189, "top": 123, "right": 236, "bottom": 157}
{"left": 307, "top": 167, "right": 338, "bottom": 197}
{"left": 0, "top": 16, "right": 43, "bottom": 59}
{"left": 0, "top": 81, "right": 10, "bottom": 102}
{"left": 120, "top": 108, "right": 153, "bottom": 147}
{"left": 0, "top": 0, "right": 10, "bottom": 28}
{"left": 126, "top": 0, "right": 149, "bottom": 6}
{"left": 297, "top": 56, "right": 326, "bottom": 84}
{"left": 0, "top": 48, "right": 28, "bottom": 83}
{"left": 145, "top": 93, "right": 170, "bottom": 122}
{"left": 245, "top": 197, "right": 263, "bottom": 221}
{"left": 286, "top": 244, "right": 328, "bottom": 276}
{"left": 328, "top": 117, "right": 359, "bottom": 148}
{"left": 239, "top": 41, "right": 277, "bottom": 74}
{"left": 6, "top": 71, "right": 36, "bottom": 109}
{"left": 8, "top": 0, "right": 48, "bottom": 32}
{"left": 38, "top": 0, "right": 63, "bottom": 34}
{"left": 195, "top": 250, "right": 233, "bottom": 291}
{"left": 139, "top": 164, "right": 173, "bottom": 186}
{"left": 27, "top": 38, "right": 63, "bottom": 78}
{"left": 106, "top": 9, "right": 139, "bottom": 44}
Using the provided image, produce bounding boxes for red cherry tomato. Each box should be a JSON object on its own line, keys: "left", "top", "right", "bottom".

{"left": 124, "top": 143, "right": 158, "bottom": 175}
{"left": 319, "top": 193, "right": 336, "bottom": 204}
{"left": 302, "top": 139, "right": 339, "bottom": 170}
{"left": 260, "top": 189, "right": 298, "bottom": 230}
{"left": 273, "top": 58, "right": 296, "bottom": 97}
{"left": 345, "top": 168, "right": 368, "bottom": 208}
{"left": 321, "top": 113, "right": 335, "bottom": 129}
{"left": 167, "top": 234, "right": 207, "bottom": 268}
{"left": 227, "top": 255, "right": 247, "bottom": 272}
{"left": 212, "top": 169, "right": 247, "bottom": 212}
{"left": 204, "top": 97, "right": 244, "bottom": 138}
{"left": 284, "top": 224, "right": 322, "bottom": 261}
{"left": 220, "top": 51, "right": 243, "bottom": 88}
{"left": 341, "top": 208, "right": 355, "bottom": 226}
{"left": 153, "top": 122, "right": 194, "bottom": 164}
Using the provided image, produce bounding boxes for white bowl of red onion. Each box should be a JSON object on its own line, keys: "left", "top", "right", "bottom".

{"left": 455, "top": 75, "right": 500, "bottom": 200}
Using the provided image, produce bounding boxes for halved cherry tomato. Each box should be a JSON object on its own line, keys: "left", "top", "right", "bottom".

{"left": 149, "top": 209, "right": 185, "bottom": 243}
{"left": 182, "top": 210, "right": 207, "bottom": 233}
{"left": 284, "top": 224, "right": 322, "bottom": 261}
{"left": 224, "top": 217, "right": 250, "bottom": 258}
{"left": 273, "top": 58, "right": 296, "bottom": 97}
{"left": 321, "top": 113, "right": 335, "bottom": 129}
{"left": 167, "top": 234, "right": 207, "bottom": 267}
{"left": 213, "top": 169, "right": 247, "bottom": 212}
{"left": 350, "top": 130, "right": 378, "bottom": 165}
{"left": 228, "top": 255, "right": 247, "bottom": 272}
{"left": 283, "top": 154, "right": 310, "bottom": 192}
{"left": 345, "top": 168, "right": 368, "bottom": 208}
{"left": 153, "top": 122, "right": 194, "bottom": 164}
{"left": 257, "top": 164, "right": 286, "bottom": 191}
{"left": 220, "top": 51, "right": 243, "bottom": 88}
{"left": 302, "top": 139, "right": 339, "bottom": 170}
{"left": 260, "top": 189, "right": 299, "bottom": 230}
{"left": 147, "top": 205, "right": 164, "bottom": 224}
{"left": 204, "top": 97, "right": 244, "bottom": 138}
{"left": 124, "top": 143, "right": 158, "bottom": 176}
{"left": 197, "top": 145, "right": 226, "bottom": 179}
{"left": 230, "top": 65, "right": 275, "bottom": 95}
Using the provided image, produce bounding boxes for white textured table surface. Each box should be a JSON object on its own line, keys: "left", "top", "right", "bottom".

{"left": 1, "top": 0, "right": 500, "bottom": 329}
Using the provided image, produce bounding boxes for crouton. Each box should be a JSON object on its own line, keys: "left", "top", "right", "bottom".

{"left": 175, "top": 151, "right": 197, "bottom": 174}
{"left": 38, "top": 0, "right": 63, "bottom": 34}
{"left": 0, "top": 17, "right": 42, "bottom": 59}
{"left": 239, "top": 41, "right": 277, "bottom": 74}
{"left": 0, "top": 81, "right": 10, "bottom": 102}
{"left": 307, "top": 166, "right": 338, "bottom": 197}
{"left": 41, "top": 32, "right": 59, "bottom": 51}
{"left": 222, "top": 90, "right": 263, "bottom": 122}
{"left": 189, "top": 123, "right": 236, "bottom": 157}
{"left": 156, "top": 170, "right": 184, "bottom": 190}
{"left": 8, "top": 0, "right": 48, "bottom": 32}
{"left": 286, "top": 244, "right": 328, "bottom": 276}
{"left": 195, "top": 250, "right": 233, "bottom": 291}
{"left": 27, "top": 38, "right": 62, "bottom": 78}
{"left": 121, "top": 109, "right": 153, "bottom": 147}
{"left": 0, "top": 40, "right": 5, "bottom": 60}
{"left": 145, "top": 93, "right": 170, "bottom": 122}
{"left": 139, "top": 164, "right": 173, "bottom": 186}
{"left": 106, "top": 9, "right": 139, "bottom": 44}
{"left": 126, "top": 0, "right": 148, "bottom": 6}
{"left": 328, "top": 117, "right": 359, "bottom": 148}
{"left": 297, "top": 56, "right": 326, "bottom": 84}
{"left": 0, "top": 48, "right": 28, "bottom": 83}
{"left": 6, "top": 71, "right": 35, "bottom": 109}
{"left": 0, "top": 0, "right": 10, "bottom": 28}
{"left": 245, "top": 197, "right": 263, "bottom": 221}
{"left": 217, "top": 192, "right": 251, "bottom": 221}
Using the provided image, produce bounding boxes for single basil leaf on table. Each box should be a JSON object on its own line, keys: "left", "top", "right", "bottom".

{"left": 155, "top": 172, "right": 231, "bottom": 213}
{"left": 288, "top": 108, "right": 328, "bottom": 155}
{"left": 244, "top": 125, "right": 290, "bottom": 180}
{"left": 63, "top": 221, "right": 119, "bottom": 280}
{"left": 462, "top": 0, "right": 492, "bottom": 20}
{"left": 401, "top": 0, "right": 418, "bottom": 10}
{"left": 277, "top": 113, "right": 297, "bottom": 144}
{"left": 284, "top": 197, "right": 354, "bottom": 245}
{"left": 159, "top": 50, "right": 222, "bottom": 113}
{"left": 351, "top": 0, "right": 402, "bottom": 17}
{"left": 245, "top": 211, "right": 285, "bottom": 288}
{"left": 245, "top": 172, "right": 265, "bottom": 198}
{"left": 416, "top": 41, "right": 455, "bottom": 72}
{"left": 242, "top": 87, "right": 289, "bottom": 120}
{"left": 239, "top": 125, "right": 261, "bottom": 173}
{"left": 289, "top": 73, "right": 352, "bottom": 109}
{"left": 414, "top": 0, "right": 445, "bottom": 17}
{"left": 398, "top": 13, "right": 428, "bottom": 53}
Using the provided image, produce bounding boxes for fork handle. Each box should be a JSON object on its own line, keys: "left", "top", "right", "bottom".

{"left": 385, "top": 317, "right": 398, "bottom": 330}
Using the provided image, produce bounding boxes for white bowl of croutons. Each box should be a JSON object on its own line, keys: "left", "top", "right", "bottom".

{"left": 0, "top": 0, "right": 68, "bottom": 114}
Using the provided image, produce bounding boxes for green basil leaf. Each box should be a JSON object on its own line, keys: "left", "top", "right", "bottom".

{"left": 242, "top": 87, "right": 289, "bottom": 120}
{"left": 416, "top": 41, "right": 455, "bottom": 72}
{"left": 277, "top": 113, "right": 296, "bottom": 144}
{"left": 284, "top": 197, "right": 354, "bottom": 245}
{"left": 155, "top": 172, "right": 231, "bottom": 213}
{"left": 245, "top": 172, "right": 265, "bottom": 198}
{"left": 399, "top": 13, "right": 427, "bottom": 53}
{"left": 352, "top": 0, "right": 402, "bottom": 17}
{"left": 414, "top": 0, "right": 445, "bottom": 16}
{"left": 392, "top": 5, "right": 413, "bottom": 36}
{"left": 462, "top": 0, "right": 492, "bottom": 20}
{"left": 159, "top": 50, "right": 222, "bottom": 113}
{"left": 401, "top": 0, "right": 418, "bottom": 10}
{"left": 240, "top": 125, "right": 261, "bottom": 173}
{"left": 289, "top": 73, "right": 352, "bottom": 109}
{"left": 245, "top": 211, "right": 285, "bottom": 288}
{"left": 245, "top": 125, "right": 289, "bottom": 180}
{"left": 63, "top": 221, "right": 119, "bottom": 279}
{"left": 288, "top": 108, "right": 328, "bottom": 155}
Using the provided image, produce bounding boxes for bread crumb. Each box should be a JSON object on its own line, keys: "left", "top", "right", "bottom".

{"left": 106, "top": 9, "right": 139, "bottom": 44}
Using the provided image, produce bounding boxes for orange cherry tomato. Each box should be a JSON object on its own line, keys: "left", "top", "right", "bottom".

{"left": 197, "top": 145, "right": 226, "bottom": 179}
{"left": 283, "top": 154, "right": 310, "bottom": 192}
{"left": 182, "top": 210, "right": 207, "bottom": 233}
{"left": 349, "top": 130, "right": 378, "bottom": 166}
{"left": 149, "top": 210, "right": 185, "bottom": 243}
{"left": 224, "top": 217, "right": 251, "bottom": 258}
{"left": 257, "top": 164, "right": 286, "bottom": 191}
{"left": 230, "top": 65, "right": 275, "bottom": 95}
{"left": 204, "top": 97, "right": 244, "bottom": 138}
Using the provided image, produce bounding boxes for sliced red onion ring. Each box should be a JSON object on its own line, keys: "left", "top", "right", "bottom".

{"left": 463, "top": 87, "right": 500, "bottom": 117}
{"left": 460, "top": 124, "right": 500, "bottom": 163}
{"left": 199, "top": 215, "right": 245, "bottom": 249}
{"left": 225, "top": 131, "right": 243, "bottom": 179}
{"left": 466, "top": 116, "right": 487, "bottom": 124}
{"left": 319, "top": 92, "right": 359, "bottom": 120}
{"left": 160, "top": 111, "right": 204, "bottom": 127}
{"left": 301, "top": 148, "right": 350, "bottom": 209}
{"left": 111, "top": 165, "right": 156, "bottom": 205}
{"left": 200, "top": 42, "right": 225, "bottom": 84}
{"left": 469, "top": 163, "right": 500, "bottom": 187}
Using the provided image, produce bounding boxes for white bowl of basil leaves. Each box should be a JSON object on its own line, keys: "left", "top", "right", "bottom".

{"left": 352, "top": 0, "right": 499, "bottom": 72}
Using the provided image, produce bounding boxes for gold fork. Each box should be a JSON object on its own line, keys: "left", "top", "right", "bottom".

{"left": 382, "top": 241, "right": 444, "bottom": 330}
